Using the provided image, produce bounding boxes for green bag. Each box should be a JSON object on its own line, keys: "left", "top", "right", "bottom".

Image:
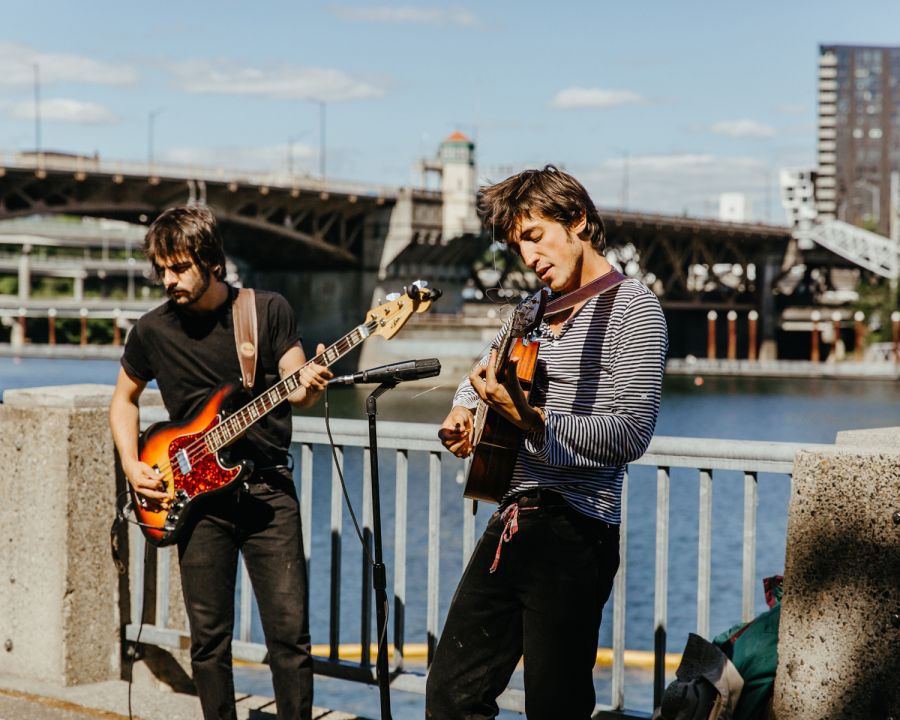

{"left": 712, "top": 576, "right": 783, "bottom": 720}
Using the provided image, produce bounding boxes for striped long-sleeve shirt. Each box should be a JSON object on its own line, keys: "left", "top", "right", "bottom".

{"left": 453, "top": 278, "right": 668, "bottom": 524}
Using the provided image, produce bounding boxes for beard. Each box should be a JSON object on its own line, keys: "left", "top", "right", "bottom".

{"left": 167, "top": 271, "right": 211, "bottom": 307}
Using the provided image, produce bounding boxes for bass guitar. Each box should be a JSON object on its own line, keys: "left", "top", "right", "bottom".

{"left": 132, "top": 282, "right": 440, "bottom": 547}
{"left": 463, "top": 290, "right": 547, "bottom": 503}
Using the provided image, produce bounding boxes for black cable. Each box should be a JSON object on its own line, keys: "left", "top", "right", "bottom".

{"left": 323, "top": 385, "right": 375, "bottom": 567}
{"left": 322, "top": 386, "right": 390, "bottom": 658}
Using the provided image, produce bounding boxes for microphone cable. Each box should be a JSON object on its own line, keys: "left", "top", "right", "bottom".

{"left": 322, "top": 386, "right": 390, "bottom": 663}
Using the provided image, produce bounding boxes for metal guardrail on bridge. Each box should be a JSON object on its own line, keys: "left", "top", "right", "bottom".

{"left": 126, "top": 411, "right": 833, "bottom": 718}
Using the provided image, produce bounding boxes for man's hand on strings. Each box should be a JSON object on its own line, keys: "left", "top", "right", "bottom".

{"left": 469, "top": 350, "right": 544, "bottom": 433}
{"left": 124, "top": 458, "right": 170, "bottom": 508}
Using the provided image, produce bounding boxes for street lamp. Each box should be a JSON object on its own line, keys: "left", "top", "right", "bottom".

{"left": 306, "top": 98, "right": 327, "bottom": 179}
{"left": 148, "top": 108, "right": 164, "bottom": 166}
{"left": 33, "top": 63, "right": 42, "bottom": 159}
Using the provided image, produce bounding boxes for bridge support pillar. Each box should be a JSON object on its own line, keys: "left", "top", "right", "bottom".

{"left": 17, "top": 246, "right": 31, "bottom": 301}
{"left": 758, "top": 254, "right": 781, "bottom": 360}
{"left": 73, "top": 273, "right": 85, "bottom": 302}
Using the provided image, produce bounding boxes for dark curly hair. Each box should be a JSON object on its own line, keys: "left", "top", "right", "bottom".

{"left": 144, "top": 206, "right": 227, "bottom": 281}
{"left": 477, "top": 165, "right": 606, "bottom": 251}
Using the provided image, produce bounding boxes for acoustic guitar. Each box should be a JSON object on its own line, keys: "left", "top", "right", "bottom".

{"left": 463, "top": 290, "right": 547, "bottom": 503}
{"left": 131, "top": 283, "right": 440, "bottom": 547}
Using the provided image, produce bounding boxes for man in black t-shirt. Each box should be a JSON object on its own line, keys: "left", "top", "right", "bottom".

{"left": 109, "top": 206, "right": 331, "bottom": 720}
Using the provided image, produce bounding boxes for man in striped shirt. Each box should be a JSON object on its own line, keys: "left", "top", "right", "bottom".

{"left": 426, "top": 166, "right": 668, "bottom": 719}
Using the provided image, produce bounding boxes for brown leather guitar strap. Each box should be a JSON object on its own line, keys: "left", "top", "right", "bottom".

{"left": 232, "top": 287, "right": 258, "bottom": 391}
{"left": 543, "top": 269, "right": 628, "bottom": 317}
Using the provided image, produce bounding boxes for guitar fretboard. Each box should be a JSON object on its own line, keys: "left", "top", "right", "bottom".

{"left": 204, "top": 322, "right": 374, "bottom": 451}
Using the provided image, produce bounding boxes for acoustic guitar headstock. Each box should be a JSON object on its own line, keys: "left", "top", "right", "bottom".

{"left": 508, "top": 289, "right": 548, "bottom": 339}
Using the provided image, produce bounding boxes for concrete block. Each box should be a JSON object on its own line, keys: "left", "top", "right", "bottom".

{"left": 0, "top": 385, "right": 121, "bottom": 686}
{"left": 774, "top": 448, "right": 900, "bottom": 719}
{"left": 836, "top": 425, "right": 900, "bottom": 450}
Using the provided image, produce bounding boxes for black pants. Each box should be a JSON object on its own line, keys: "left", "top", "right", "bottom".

{"left": 425, "top": 493, "right": 619, "bottom": 720}
{"left": 177, "top": 471, "right": 313, "bottom": 720}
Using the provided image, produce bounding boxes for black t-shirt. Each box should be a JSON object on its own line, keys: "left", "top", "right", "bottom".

{"left": 121, "top": 286, "right": 302, "bottom": 467}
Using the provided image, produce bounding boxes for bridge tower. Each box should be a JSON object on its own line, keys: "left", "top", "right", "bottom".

{"left": 439, "top": 131, "right": 481, "bottom": 240}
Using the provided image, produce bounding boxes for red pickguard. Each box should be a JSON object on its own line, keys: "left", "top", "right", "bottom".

{"left": 133, "top": 385, "right": 249, "bottom": 546}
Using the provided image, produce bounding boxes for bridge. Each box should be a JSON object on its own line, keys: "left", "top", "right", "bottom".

{"left": 2, "top": 151, "right": 894, "bottom": 360}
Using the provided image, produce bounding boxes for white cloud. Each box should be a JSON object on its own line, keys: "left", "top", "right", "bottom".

{"left": 160, "top": 142, "right": 317, "bottom": 173}
{"left": 550, "top": 88, "right": 643, "bottom": 109}
{"left": 330, "top": 4, "right": 481, "bottom": 28}
{"left": 710, "top": 119, "right": 776, "bottom": 138}
{"left": 0, "top": 42, "right": 136, "bottom": 87}
{"left": 168, "top": 59, "right": 386, "bottom": 102}
{"left": 9, "top": 98, "right": 118, "bottom": 124}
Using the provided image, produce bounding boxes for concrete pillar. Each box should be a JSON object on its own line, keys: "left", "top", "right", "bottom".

{"left": 48, "top": 308, "right": 57, "bottom": 345}
{"left": 16, "top": 307, "right": 26, "bottom": 347}
{"left": 853, "top": 311, "right": 865, "bottom": 361}
{"left": 747, "top": 310, "right": 758, "bottom": 361}
{"left": 0, "top": 385, "right": 121, "bottom": 686}
{"left": 113, "top": 309, "right": 121, "bottom": 347}
{"left": 810, "top": 311, "right": 821, "bottom": 363}
{"left": 726, "top": 310, "right": 737, "bottom": 360}
{"left": 758, "top": 254, "right": 780, "bottom": 360}
{"left": 892, "top": 311, "right": 900, "bottom": 364}
{"left": 74, "top": 273, "right": 85, "bottom": 302}
{"left": 17, "top": 245, "right": 31, "bottom": 301}
{"left": 829, "top": 311, "right": 844, "bottom": 362}
{"left": 774, "top": 429, "right": 900, "bottom": 719}
{"left": 80, "top": 308, "right": 88, "bottom": 346}
{"left": 706, "top": 310, "right": 717, "bottom": 360}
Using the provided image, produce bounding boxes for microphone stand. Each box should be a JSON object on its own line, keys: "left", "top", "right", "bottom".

{"left": 366, "top": 382, "right": 394, "bottom": 720}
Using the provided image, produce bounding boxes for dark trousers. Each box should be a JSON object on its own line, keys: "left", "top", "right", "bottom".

{"left": 177, "top": 472, "right": 313, "bottom": 720}
{"left": 425, "top": 495, "right": 619, "bottom": 720}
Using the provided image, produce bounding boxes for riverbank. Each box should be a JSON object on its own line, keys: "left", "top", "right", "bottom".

{"left": 666, "top": 357, "right": 900, "bottom": 380}
{"left": 3, "top": 342, "right": 898, "bottom": 380}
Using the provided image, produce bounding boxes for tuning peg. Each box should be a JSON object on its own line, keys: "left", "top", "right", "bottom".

{"left": 385, "top": 292, "right": 401, "bottom": 301}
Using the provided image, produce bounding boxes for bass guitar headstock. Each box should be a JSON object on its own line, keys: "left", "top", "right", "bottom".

{"left": 367, "top": 280, "right": 442, "bottom": 339}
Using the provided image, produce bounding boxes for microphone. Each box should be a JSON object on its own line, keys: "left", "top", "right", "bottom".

{"left": 329, "top": 358, "right": 441, "bottom": 386}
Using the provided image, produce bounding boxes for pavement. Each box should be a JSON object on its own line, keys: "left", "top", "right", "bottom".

{"left": 0, "top": 674, "right": 367, "bottom": 720}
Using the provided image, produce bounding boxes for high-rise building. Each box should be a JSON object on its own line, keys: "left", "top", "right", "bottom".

{"left": 817, "top": 44, "right": 900, "bottom": 236}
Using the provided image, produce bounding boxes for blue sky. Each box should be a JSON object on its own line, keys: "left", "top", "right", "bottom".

{"left": 2, "top": 1, "right": 899, "bottom": 221}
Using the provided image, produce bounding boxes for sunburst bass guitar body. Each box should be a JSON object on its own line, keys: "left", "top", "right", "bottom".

{"left": 130, "top": 282, "right": 440, "bottom": 547}
{"left": 135, "top": 385, "right": 251, "bottom": 546}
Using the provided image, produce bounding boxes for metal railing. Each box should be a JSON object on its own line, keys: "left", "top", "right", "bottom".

{"left": 126, "top": 410, "right": 833, "bottom": 718}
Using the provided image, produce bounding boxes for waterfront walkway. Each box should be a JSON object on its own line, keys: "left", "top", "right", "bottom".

{"left": 0, "top": 675, "right": 368, "bottom": 720}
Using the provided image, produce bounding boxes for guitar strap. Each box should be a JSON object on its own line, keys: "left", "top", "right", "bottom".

{"left": 543, "top": 269, "right": 628, "bottom": 317}
{"left": 233, "top": 287, "right": 258, "bottom": 391}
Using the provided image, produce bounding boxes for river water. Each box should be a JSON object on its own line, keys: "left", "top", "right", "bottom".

{"left": 2, "top": 358, "right": 899, "bottom": 717}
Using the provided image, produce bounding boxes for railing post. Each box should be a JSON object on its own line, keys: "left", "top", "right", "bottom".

{"left": 611, "top": 470, "right": 629, "bottom": 710}
{"left": 653, "top": 466, "right": 670, "bottom": 708}
{"left": 393, "top": 450, "right": 408, "bottom": 670}
{"left": 426, "top": 452, "right": 441, "bottom": 666}
{"left": 329, "top": 446, "right": 344, "bottom": 661}
{"left": 742, "top": 472, "right": 759, "bottom": 622}
{"left": 697, "top": 469, "right": 712, "bottom": 639}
